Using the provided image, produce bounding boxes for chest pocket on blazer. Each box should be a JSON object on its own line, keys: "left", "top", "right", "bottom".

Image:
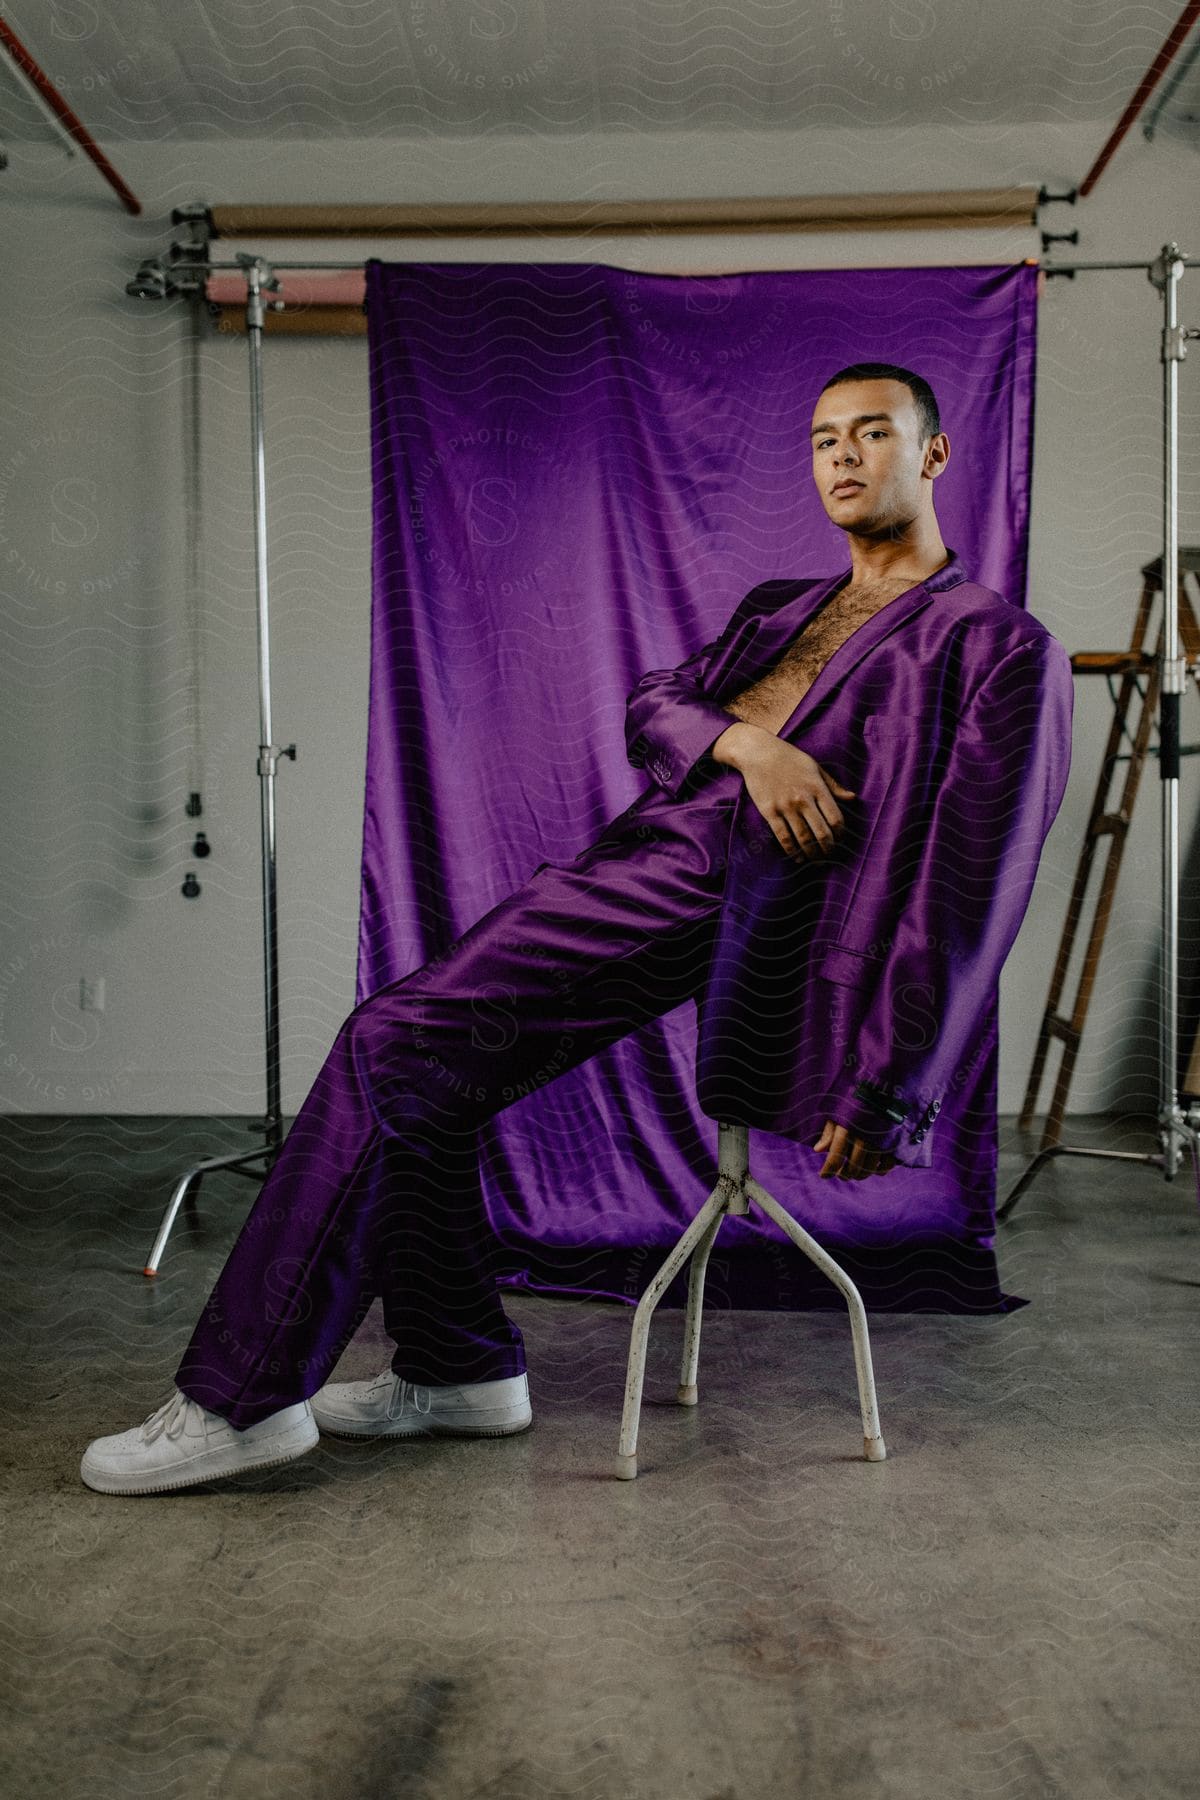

{"left": 821, "top": 715, "right": 910, "bottom": 988}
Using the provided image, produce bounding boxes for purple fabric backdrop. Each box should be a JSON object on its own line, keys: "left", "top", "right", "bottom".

{"left": 358, "top": 258, "right": 1039, "bottom": 1314}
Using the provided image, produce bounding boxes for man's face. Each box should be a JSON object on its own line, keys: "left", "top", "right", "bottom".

{"left": 809, "top": 378, "right": 942, "bottom": 535}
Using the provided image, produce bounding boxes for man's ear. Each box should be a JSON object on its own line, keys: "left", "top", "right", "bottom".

{"left": 924, "top": 432, "right": 950, "bottom": 480}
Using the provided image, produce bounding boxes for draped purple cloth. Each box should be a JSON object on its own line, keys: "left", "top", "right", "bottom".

{"left": 358, "top": 259, "right": 1039, "bottom": 1314}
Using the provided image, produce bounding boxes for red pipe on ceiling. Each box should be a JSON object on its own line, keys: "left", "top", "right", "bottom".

{"left": 1079, "top": 0, "right": 1200, "bottom": 196}
{"left": 0, "top": 16, "right": 141, "bottom": 215}
{"left": 2, "top": 6, "right": 1195, "bottom": 220}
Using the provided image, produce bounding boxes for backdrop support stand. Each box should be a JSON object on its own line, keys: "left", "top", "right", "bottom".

{"left": 1002, "top": 241, "right": 1200, "bottom": 1217}
{"left": 143, "top": 254, "right": 293, "bottom": 1276}
{"left": 122, "top": 229, "right": 1200, "bottom": 1250}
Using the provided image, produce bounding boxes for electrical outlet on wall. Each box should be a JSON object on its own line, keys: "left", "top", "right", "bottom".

{"left": 80, "top": 976, "right": 106, "bottom": 1013}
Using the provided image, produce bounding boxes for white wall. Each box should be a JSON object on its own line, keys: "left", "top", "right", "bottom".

{"left": 1, "top": 123, "right": 1197, "bottom": 1116}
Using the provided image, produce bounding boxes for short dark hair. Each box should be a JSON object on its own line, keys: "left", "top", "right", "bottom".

{"left": 818, "top": 362, "right": 941, "bottom": 445}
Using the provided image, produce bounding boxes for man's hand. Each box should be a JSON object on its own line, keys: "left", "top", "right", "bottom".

{"left": 812, "top": 1118, "right": 899, "bottom": 1180}
{"left": 711, "top": 724, "right": 856, "bottom": 865}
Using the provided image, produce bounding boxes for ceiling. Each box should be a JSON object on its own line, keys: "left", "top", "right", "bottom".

{"left": 0, "top": 0, "right": 1197, "bottom": 141}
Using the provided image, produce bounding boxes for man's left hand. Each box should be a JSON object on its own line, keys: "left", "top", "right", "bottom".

{"left": 812, "top": 1118, "right": 899, "bottom": 1180}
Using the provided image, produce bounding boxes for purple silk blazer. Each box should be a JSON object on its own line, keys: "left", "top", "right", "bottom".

{"left": 624, "top": 548, "right": 1074, "bottom": 1169}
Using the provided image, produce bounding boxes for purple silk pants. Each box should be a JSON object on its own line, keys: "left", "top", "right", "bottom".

{"left": 174, "top": 768, "right": 744, "bottom": 1429}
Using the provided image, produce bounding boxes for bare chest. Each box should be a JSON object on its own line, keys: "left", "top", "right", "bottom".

{"left": 724, "top": 580, "right": 915, "bottom": 733}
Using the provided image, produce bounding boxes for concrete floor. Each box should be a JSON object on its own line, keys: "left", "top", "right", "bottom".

{"left": 2, "top": 1110, "right": 1198, "bottom": 1800}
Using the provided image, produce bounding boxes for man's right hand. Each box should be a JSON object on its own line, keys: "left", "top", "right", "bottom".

{"left": 711, "top": 722, "right": 856, "bottom": 865}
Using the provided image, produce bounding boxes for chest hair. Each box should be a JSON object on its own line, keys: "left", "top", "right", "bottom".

{"left": 723, "top": 577, "right": 916, "bottom": 733}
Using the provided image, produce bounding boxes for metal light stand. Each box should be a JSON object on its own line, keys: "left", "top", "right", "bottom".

{"left": 141, "top": 252, "right": 294, "bottom": 1274}
{"left": 1001, "top": 240, "right": 1200, "bottom": 1220}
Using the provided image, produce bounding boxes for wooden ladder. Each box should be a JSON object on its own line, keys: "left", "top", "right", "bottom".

{"left": 1018, "top": 548, "right": 1200, "bottom": 1151}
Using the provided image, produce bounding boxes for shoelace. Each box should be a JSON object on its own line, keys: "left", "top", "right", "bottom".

{"left": 383, "top": 1376, "right": 433, "bottom": 1422}
{"left": 140, "top": 1389, "right": 201, "bottom": 1444}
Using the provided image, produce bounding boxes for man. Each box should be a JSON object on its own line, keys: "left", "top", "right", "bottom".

{"left": 81, "top": 363, "right": 1073, "bottom": 1495}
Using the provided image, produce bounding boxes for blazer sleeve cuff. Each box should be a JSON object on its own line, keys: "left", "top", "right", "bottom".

{"left": 627, "top": 703, "right": 741, "bottom": 799}
{"left": 816, "top": 1073, "right": 942, "bottom": 1169}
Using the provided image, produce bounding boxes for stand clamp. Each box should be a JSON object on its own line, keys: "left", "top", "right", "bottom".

{"left": 258, "top": 742, "right": 297, "bottom": 777}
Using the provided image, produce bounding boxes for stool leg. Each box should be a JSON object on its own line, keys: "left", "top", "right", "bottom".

{"left": 679, "top": 1119, "right": 751, "bottom": 1403}
{"left": 744, "top": 1177, "right": 887, "bottom": 1463}
{"left": 615, "top": 1179, "right": 731, "bottom": 1480}
{"left": 677, "top": 1205, "right": 728, "bottom": 1406}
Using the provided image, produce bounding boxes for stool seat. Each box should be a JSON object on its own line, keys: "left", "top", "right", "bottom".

{"left": 615, "top": 1120, "right": 888, "bottom": 1478}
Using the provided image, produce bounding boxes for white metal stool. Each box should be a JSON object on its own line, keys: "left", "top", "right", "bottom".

{"left": 615, "top": 1119, "right": 888, "bottom": 1478}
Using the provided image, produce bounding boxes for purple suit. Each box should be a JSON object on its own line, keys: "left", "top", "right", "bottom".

{"left": 175, "top": 546, "right": 1072, "bottom": 1428}
{"left": 625, "top": 547, "right": 1075, "bottom": 1166}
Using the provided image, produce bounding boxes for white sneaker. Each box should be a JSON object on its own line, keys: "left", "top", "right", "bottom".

{"left": 310, "top": 1368, "right": 532, "bottom": 1439}
{"left": 80, "top": 1388, "right": 319, "bottom": 1496}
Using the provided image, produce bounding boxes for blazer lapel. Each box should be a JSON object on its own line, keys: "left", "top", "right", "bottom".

{"left": 743, "top": 547, "right": 969, "bottom": 745}
{"left": 713, "top": 546, "right": 970, "bottom": 752}
{"left": 772, "top": 577, "right": 941, "bottom": 744}
{"left": 711, "top": 566, "right": 851, "bottom": 699}
{"left": 720, "top": 546, "right": 969, "bottom": 847}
